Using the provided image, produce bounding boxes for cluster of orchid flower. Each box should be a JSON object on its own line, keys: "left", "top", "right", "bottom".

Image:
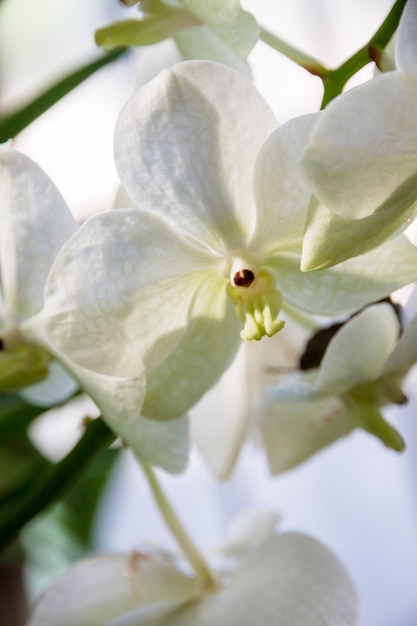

{"left": 1, "top": 0, "right": 417, "bottom": 623}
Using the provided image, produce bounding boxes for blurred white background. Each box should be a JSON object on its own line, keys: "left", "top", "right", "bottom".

{"left": 1, "top": 1, "right": 416, "bottom": 625}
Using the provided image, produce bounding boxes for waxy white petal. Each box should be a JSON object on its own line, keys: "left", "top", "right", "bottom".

{"left": 381, "top": 311, "right": 417, "bottom": 378}
{"left": 152, "top": 534, "right": 358, "bottom": 626}
{"left": 113, "top": 415, "right": 190, "bottom": 474}
{"left": 56, "top": 354, "right": 145, "bottom": 425}
{"left": 270, "top": 234, "right": 417, "bottom": 316}
{"left": 190, "top": 344, "right": 248, "bottom": 479}
{"left": 55, "top": 354, "right": 188, "bottom": 472}
{"left": 28, "top": 551, "right": 199, "bottom": 626}
{"left": 317, "top": 304, "right": 399, "bottom": 393}
{"left": 301, "top": 193, "right": 416, "bottom": 270}
{"left": 220, "top": 509, "right": 280, "bottom": 556}
{"left": 19, "top": 361, "right": 78, "bottom": 407}
{"left": 0, "top": 147, "right": 77, "bottom": 319}
{"left": 143, "top": 273, "right": 241, "bottom": 420}
{"left": 180, "top": 0, "right": 259, "bottom": 58}
{"left": 114, "top": 60, "right": 277, "bottom": 250}
{"left": 266, "top": 374, "right": 320, "bottom": 403}
{"left": 44, "top": 208, "right": 216, "bottom": 378}
{"left": 175, "top": 26, "right": 251, "bottom": 76}
{"left": 262, "top": 396, "right": 356, "bottom": 474}
{"left": 251, "top": 113, "right": 318, "bottom": 254}
{"left": 303, "top": 72, "right": 417, "bottom": 220}
{"left": 395, "top": 0, "right": 417, "bottom": 74}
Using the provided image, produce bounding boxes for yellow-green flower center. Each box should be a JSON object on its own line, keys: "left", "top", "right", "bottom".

{"left": 225, "top": 258, "right": 285, "bottom": 341}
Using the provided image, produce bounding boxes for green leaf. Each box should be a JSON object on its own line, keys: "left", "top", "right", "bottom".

{"left": 0, "top": 437, "right": 45, "bottom": 506}
{"left": 0, "top": 393, "right": 51, "bottom": 506}
{"left": 0, "top": 418, "right": 114, "bottom": 553}
{"left": 62, "top": 446, "right": 119, "bottom": 547}
{"left": 0, "top": 393, "right": 48, "bottom": 439}
{"left": 0, "top": 49, "right": 127, "bottom": 141}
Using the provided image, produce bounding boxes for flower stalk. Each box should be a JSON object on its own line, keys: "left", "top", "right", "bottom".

{"left": 139, "top": 459, "right": 219, "bottom": 590}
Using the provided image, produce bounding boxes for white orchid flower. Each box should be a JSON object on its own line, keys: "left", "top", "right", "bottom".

{"left": 265, "top": 303, "right": 417, "bottom": 473}
{"left": 0, "top": 146, "right": 186, "bottom": 473}
{"left": 0, "top": 146, "right": 78, "bottom": 401}
{"left": 43, "top": 60, "right": 417, "bottom": 439}
{"left": 27, "top": 510, "right": 358, "bottom": 626}
{"left": 301, "top": 0, "right": 417, "bottom": 270}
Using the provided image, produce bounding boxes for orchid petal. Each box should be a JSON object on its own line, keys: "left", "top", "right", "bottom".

{"left": 190, "top": 344, "right": 248, "bottom": 479}
{"left": 27, "top": 551, "right": 199, "bottom": 626}
{"left": 115, "top": 415, "right": 190, "bottom": 474}
{"left": 395, "top": 0, "right": 417, "bottom": 74}
{"left": 58, "top": 357, "right": 188, "bottom": 472}
{"left": 381, "top": 311, "right": 417, "bottom": 378}
{"left": 44, "top": 208, "right": 215, "bottom": 378}
{"left": 143, "top": 273, "right": 241, "bottom": 420}
{"left": 301, "top": 192, "right": 416, "bottom": 270}
{"left": 107, "top": 602, "right": 192, "bottom": 626}
{"left": 180, "top": 0, "right": 259, "bottom": 58}
{"left": 19, "top": 361, "right": 78, "bottom": 407}
{"left": 262, "top": 396, "right": 356, "bottom": 474}
{"left": 219, "top": 509, "right": 280, "bottom": 556}
{"left": 55, "top": 354, "right": 145, "bottom": 425}
{"left": 303, "top": 73, "right": 417, "bottom": 220}
{"left": 174, "top": 25, "right": 251, "bottom": 75}
{"left": 271, "top": 234, "right": 417, "bottom": 316}
{"left": 0, "top": 147, "right": 77, "bottom": 319}
{"left": 317, "top": 304, "right": 399, "bottom": 393}
{"left": 251, "top": 113, "right": 318, "bottom": 254}
{"left": 114, "top": 60, "right": 277, "bottom": 250}
{"left": 266, "top": 374, "right": 320, "bottom": 402}
{"left": 154, "top": 534, "right": 358, "bottom": 626}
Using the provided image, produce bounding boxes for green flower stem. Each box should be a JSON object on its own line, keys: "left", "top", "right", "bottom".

{"left": 321, "top": 0, "right": 407, "bottom": 107}
{"left": 0, "top": 418, "right": 114, "bottom": 553}
{"left": 343, "top": 395, "right": 405, "bottom": 452}
{"left": 0, "top": 48, "right": 128, "bottom": 142}
{"left": 139, "top": 459, "right": 219, "bottom": 590}
{"left": 260, "top": 27, "right": 327, "bottom": 78}
{"left": 261, "top": 0, "right": 407, "bottom": 108}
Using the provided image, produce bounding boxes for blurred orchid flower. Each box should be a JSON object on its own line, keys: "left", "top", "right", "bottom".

{"left": 0, "top": 146, "right": 187, "bottom": 473}
{"left": 265, "top": 303, "right": 417, "bottom": 473}
{"left": 0, "top": 147, "right": 78, "bottom": 399}
{"left": 27, "top": 510, "right": 358, "bottom": 626}
{"left": 301, "top": 0, "right": 417, "bottom": 269}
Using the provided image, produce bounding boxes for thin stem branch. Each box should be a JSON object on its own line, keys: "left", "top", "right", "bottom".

{"left": 139, "top": 459, "right": 219, "bottom": 589}
{"left": 260, "top": 0, "right": 407, "bottom": 108}
{"left": 260, "top": 27, "right": 327, "bottom": 78}
{"left": 321, "top": 0, "right": 407, "bottom": 107}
